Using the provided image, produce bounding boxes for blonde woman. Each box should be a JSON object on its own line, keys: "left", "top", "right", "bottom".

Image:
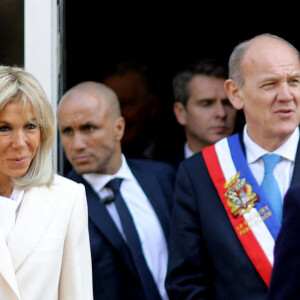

{"left": 0, "top": 66, "right": 93, "bottom": 300}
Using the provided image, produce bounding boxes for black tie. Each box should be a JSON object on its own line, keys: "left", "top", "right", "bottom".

{"left": 105, "top": 178, "right": 162, "bottom": 300}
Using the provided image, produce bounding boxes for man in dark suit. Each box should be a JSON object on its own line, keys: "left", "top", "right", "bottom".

{"left": 165, "top": 33, "right": 300, "bottom": 299}
{"left": 57, "top": 81, "right": 175, "bottom": 300}
{"left": 268, "top": 184, "right": 300, "bottom": 299}
{"left": 162, "top": 59, "right": 238, "bottom": 170}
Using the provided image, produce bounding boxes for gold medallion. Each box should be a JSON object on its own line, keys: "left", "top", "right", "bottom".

{"left": 224, "top": 172, "right": 258, "bottom": 217}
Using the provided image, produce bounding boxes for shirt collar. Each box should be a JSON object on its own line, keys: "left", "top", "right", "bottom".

{"left": 243, "top": 124, "right": 299, "bottom": 164}
{"left": 83, "top": 154, "right": 133, "bottom": 191}
{"left": 0, "top": 188, "right": 24, "bottom": 204}
{"left": 184, "top": 142, "right": 194, "bottom": 159}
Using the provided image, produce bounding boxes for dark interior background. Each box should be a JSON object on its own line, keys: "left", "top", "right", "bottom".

{"left": 61, "top": 3, "right": 300, "bottom": 173}
{"left": 0, "top": 0, "right": 24, "bottom": 66}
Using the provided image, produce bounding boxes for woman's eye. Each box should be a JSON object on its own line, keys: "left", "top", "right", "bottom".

{"left": 26, "top": 123, "right": 38, "bottom": 130}
{"left": 0, "top": 126, "right": 10, "bottom": 132}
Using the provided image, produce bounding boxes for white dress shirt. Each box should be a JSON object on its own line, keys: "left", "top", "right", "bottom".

{"left": 243, "top": 125, "right": 299, "bottom": 200}
{"left": 0, "top": 188, "right": 24, "bottom": 243}
{"left": 83, "top": 155, "right": 169, "bottom": 300}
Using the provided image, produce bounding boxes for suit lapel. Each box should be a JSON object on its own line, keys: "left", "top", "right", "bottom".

{"left": 7, "top": 185, "right": 61, "bottom": 272}
{"left": 69, "top": 172, "right": 138, "bottom": 278}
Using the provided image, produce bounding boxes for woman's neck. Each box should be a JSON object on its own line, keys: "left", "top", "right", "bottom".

{"left": 0, "top": 181, "right": 13, "bottom": 198}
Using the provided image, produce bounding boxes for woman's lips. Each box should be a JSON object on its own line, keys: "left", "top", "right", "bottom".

{"left": 8, "top": 157, "right": 27, "bottom": 164}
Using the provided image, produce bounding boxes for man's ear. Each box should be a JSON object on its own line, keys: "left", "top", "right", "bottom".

{"left": 115, "top": 116, "right": 126, "bottom": 141}
{"left": 173, "top": 102, "right": 187, "bottom": 126}
{"left": 224, "top": 79, "right": 244, "bottom": 110}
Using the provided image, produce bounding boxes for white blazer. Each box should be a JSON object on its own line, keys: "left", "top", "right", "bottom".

{"left": 0, "top": 175, "right": 93, "bottom": 300}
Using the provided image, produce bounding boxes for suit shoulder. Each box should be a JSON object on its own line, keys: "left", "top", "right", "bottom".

{"left": 26, "top": 174, "right": 86, "bottom": 207}
{"left": 179, "top": 151, "right": 205, "bottom": 170}
{"left": 66, "top": 169, "right": 78, "bottom": 180}
{"left": 128, "top": 158, "right": 175, "bottom": 174}
{"left": 53, "top": 174, "right": 84, "bottom": 190}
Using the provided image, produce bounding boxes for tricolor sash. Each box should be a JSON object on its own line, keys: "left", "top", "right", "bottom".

{"left": 202, "top": 134, "right": 281, "bottom": 286}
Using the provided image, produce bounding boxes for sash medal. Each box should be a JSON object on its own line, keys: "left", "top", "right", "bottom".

{"left": 202, "top": 134, "right": 281, "bottom": 286}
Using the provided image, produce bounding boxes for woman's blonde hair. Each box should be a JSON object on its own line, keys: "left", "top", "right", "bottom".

{"left": 0, "top": 66, "right": 54, "bottom": 189}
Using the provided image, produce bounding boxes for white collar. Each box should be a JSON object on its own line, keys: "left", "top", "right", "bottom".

{"left": 83, "top": 154, "right": 134, "bottom": 191}
{"left": 0, "top": 188, "right": 24, "bottom": 203}
{"left": 243, "top": 124, "right": 299, "bottom": 164}
{"left": 184, "top": 142, "right": 195, "bottom": 159}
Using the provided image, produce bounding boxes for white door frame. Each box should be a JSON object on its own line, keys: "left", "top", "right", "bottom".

{"left": 24, "top": 0, "right": 60, "bottom": 172}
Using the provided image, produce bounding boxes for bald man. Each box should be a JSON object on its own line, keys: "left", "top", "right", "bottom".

{"left": 165, "top": 34, "right": 300, "bottom": 299}
{"left": 57, "top": 82, "right": 175, "bottom": 300}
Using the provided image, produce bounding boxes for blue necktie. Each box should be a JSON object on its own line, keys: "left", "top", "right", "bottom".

{"left": 105, "top": 178, "right": 162, "bottom": 300}
{"left": 261, "top": 154, "right": 282, "bottom": 222}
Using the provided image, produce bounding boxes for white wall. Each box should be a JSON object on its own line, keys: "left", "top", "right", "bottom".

{"left": 24, "top": 0, "right": 60, "bottom": 171}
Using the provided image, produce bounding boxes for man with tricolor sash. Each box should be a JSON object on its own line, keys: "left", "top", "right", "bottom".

{"left": 165, "top": 33, "right": 300, "bottom": 299}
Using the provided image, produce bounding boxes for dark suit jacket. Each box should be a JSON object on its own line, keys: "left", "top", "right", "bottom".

{"left": 268, "top": 184, "right": 300, "bottom": 300}
{"left": 165, "top": 133, "right": 300, "bottom": 300}
{"left": 67, "top": 158, "right": 175, "bottom": 300}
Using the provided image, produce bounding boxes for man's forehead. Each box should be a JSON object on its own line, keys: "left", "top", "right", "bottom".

{"left": 244, "top": 36, "right": 298, "bottom": 64}
{"left": 243, "top": 58, "right": 300, "bottom": 80}
{"left": 59, "top": 94, "right": 106, "bottom": 116}
{"left": 240, "top": 42, "right": 300, "bottom": 79}
{"left": 62, "top": 90, "right": 102, "bottom": 106}
{"left": 59, "top": 113, "right": 99, "bottom": 127}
